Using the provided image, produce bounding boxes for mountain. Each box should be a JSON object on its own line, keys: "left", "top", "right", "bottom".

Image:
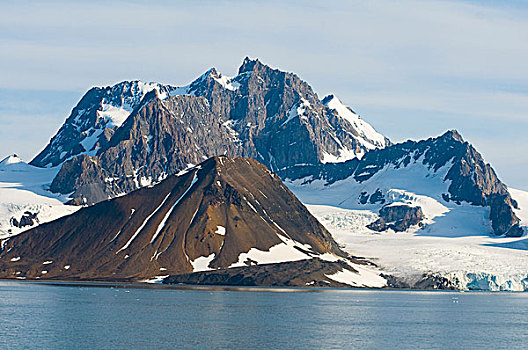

{"left": 32, "top": 58, "right": 389, "bottom": 204}
{"left": 284, "top": 131, "right": 528, "bottom": 291}
{"left": 0, "top": 155, "right": 79, "bottom": 238}
{"left": 285, "top": 130, "right": 522, "bottom": 237}
{"left": 30, "top": 81, "right": 184, "bottom": 168}
{"left": 3, "top": 58, "right": 525, "bottom": 290}
{"left": 0, "top": 156, "right": 385, "bottom": 286}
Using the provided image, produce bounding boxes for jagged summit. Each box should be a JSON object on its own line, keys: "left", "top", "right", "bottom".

{"left": 35, "top": 58, "right": 389, "bottom": 204}
{"left": 238, "top": 56, "right": 261, "bottom": 74}
{"left": 441, "top": 129, "right": 464, "bottom": 142}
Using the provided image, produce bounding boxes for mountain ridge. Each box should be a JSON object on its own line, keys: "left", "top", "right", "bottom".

{"left": 32, "top": 58, "right": 389, "bottom": 204}
{"left": 284, "top": 129, "right": 521, "bottom": 236}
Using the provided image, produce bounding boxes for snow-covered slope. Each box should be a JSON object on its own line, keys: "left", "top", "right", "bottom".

{"left": 287, "top": 161, "right": 528, "bottom": 291}
{"left": 289, "top": 153, "right": 494, "bottom": 233}
{"left": 0, "top": 155, "right": 79, "bottom": 239}
{"left": 510, "top": 188, "right": 528, "bottom": 228}
{"left": 285, "top": 129, "right": 527, "bottom": 291}
{"left": 322, "top": 95, "right": 388, "bottom": 162}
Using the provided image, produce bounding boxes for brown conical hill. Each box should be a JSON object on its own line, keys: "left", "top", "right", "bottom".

{"left": 0, "top": 157, "right": 344, "bottom": 281}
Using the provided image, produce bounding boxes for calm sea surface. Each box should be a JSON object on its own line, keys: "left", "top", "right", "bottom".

{"left": 0, "top": 281, "right": 527, "bottom": 349}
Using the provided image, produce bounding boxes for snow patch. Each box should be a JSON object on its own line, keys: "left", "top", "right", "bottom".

{"left": 325, "top": 264, "right": 386, "bottom": 288}
{"left": 118, "top": 192, "right": 172, "bottom": 252}
{"left": 151, "top": 172, "right": 198, "bottom": 243}
{"left": 324, "top": 95, "right": 387, "bottom": 150}
{"left": 281, "top": 98, "right": 311, "bottom": 127}
{"left": 191, "top": 253, "right": 216, "bottom": 272}
{"left": 215, "top": 225, "right": 226, "bottom": 236}
{"left": 229, "top": 234, "right": 314, "bottom": 268}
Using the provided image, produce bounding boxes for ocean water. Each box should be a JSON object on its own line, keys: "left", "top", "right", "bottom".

{"left": 0, "top": 282, "right": 527, "bottom": 349}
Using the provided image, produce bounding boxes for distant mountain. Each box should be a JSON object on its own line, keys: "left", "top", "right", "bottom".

{"left": 0, "top": 157, "right": 384, "bottom": 286}
{"left": 286, "top": 130, "right": 522, "bottom": 236}
{"left": 32, "top": 58, "right": 389, "bottom": 204}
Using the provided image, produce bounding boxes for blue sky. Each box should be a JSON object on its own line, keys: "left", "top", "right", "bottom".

{"left": 1, "top": 0, "right": 527, "bottom": 190}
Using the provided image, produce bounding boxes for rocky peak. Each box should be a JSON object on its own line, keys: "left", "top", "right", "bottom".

{"left": 29, "top": 80, "right": 181, "bottom": 168}
{"left": 238, "top": 57, "right": 261, "bottom": 74}
{"left": 39, "top": 58, "right": 390, "bottom": 204}
{"left": 440, "top": 129, "right": 464, "bottom": 142}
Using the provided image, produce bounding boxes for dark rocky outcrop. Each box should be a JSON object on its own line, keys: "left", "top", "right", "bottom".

{"left": 367, "top": 204, "right": 424, "bottom": 232}
{"left": 9, "top": 211, "right": 39, "bottom": 229}
{"left": 164, "top": 258, "right": 367, "bottom": 288}
{"left": 0, "top": 157, "right": 345, "bottom": 281}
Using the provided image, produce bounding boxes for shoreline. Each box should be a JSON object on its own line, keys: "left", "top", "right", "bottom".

{"left": 1, "top": 279, "right": 526, "bottom": 294}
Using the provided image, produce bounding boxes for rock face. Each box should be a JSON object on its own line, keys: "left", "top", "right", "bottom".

{"left": 9, "top": 212, "right": 39, "bottom": 229}
{"left": 0, "top": 157, "right": 346, "bottom": 281}
{"left": 30, "top": 81, "right": 180, "bottom": 168}
{"left": 367, "top": 204, "right": 424, "bottom": 232}
{"left": 33, "top": 58, "right": 388, "bottom": 204}
{"left": 285, "top": 130, "right": 520, "bottom": 236}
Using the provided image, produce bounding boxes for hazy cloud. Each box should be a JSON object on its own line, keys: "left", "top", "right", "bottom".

{"left": 1, "top": 0, "right": 526, "bottom": 189}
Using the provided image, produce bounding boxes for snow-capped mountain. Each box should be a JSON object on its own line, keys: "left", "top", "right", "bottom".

{"left": 31, "top": 81, "right": 185, "bottom": 168}
{"left": 1, "top": 58, "right": 525, "bottom": 290}
{"left": 0, "top": 157, "right": 385, "bottom": 287}
{"left": 321, "top": 94, "right": 388, "bottom": 161}
{"left": 0, "top": 155, "right": 79, "bottom": 238}
{"left": 285, "top": 131, "right": 528, "bottom": 290}
{"left": 33, "top": 58, "right": 389, "bottom": 204}
{"left": 286, "top": 130, "right": 521, "bottom": 236}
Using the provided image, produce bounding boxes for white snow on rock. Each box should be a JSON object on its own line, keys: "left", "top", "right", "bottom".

{"left": 229, "top": 234, "right": 315, "bottom": 268}
{"left": 0, "top": 155, "right": 80, "bottom": 239}
{"left": 281, "top": 98, "right": 311, "bottom": 127}
{"left": 151, "top": 172, "right": 199, "bottom": 244}
{"left": 215, "top": 225, "right": 226, "bottom": 236}
{"left": 322, "top": 148, "right": 364, "bottom": 164}
{"left": 118, "top": 192, "right": 172, "bottom": 253}
{"left": 510, "top": 188, "right": 528, "bottom": 228}
{"left": 97, "top": 104, "right": 131, "bottom": 128}
{"left": 324, "top": 95, "right": 388, "bottom": 151}
{"left": 325, "top": 264, "right": 386, "bottom": 288}
{"left": 213, "top": 74, "right": 241, "bottom": 91}
{"left": 190, "top": 253, "right": 216, "bottom": 272}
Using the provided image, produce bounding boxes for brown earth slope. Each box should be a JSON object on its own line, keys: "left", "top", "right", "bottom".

{"left": 0, "top": 157, "right": 345, "bottom": 281}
